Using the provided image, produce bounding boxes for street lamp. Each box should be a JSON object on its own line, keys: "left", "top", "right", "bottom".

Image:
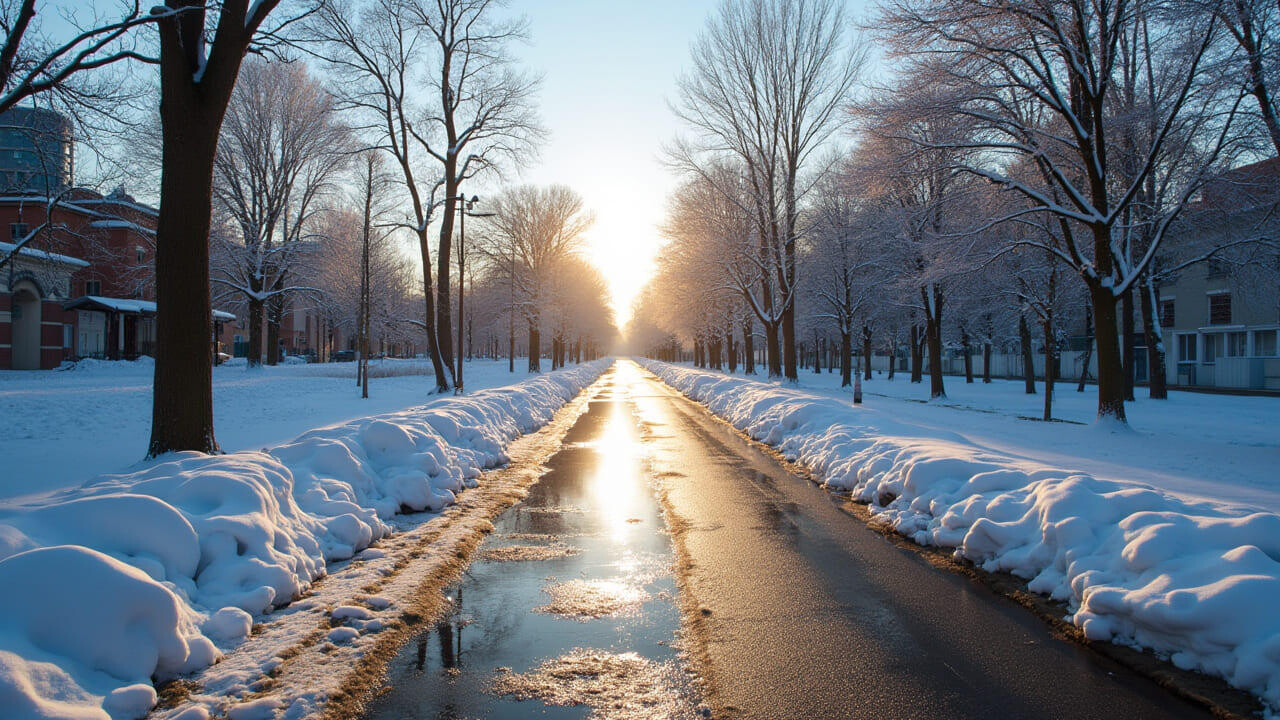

{"left": 451, "top": 193, "right": 494, "bottom": 394}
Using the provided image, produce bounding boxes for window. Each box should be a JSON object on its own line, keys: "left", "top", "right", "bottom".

{"left": 1226, "top": 332, "right": 1247, "bottom": 357}
{"left": 9, "top": 222, "right": 27, "bottom": 241}
{"left": 1208, "top": 293, "right": 1231, "bottom": 325}
{"left": 1177, "top": 334, "right": 1197, "bottom": 363}
{"left": 1203, "top": 333, "right": 1220, "bottom": 363}
{"left": 1159, "top": 299, "right": 1175, "bottom": 327}
{"left": 1255, "top": 330, "right": 1278, "bottom": 357}
{"left": 84, "top": 280, "right": 101, "bottom": 296}
{"left": 62, "top": 324, "right": 72, "bottom": 349}
{"left": 135, "top": 246, "right": 146, "bottom": 263}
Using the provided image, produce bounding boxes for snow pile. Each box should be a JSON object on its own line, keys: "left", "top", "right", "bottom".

{"left": 56, "top": 356, "right": 155, "bottom": 372}
{"left": 0, "top": 360, "right": 607, "bottom": 719}
{"left": 640, "top": 359, "right": 1280, "bottom": 710}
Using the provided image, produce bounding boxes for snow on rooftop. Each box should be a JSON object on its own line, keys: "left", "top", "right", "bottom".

{"left": 88, "top": 219, "right": 155, "bottom": 235}
{"left": 0, "top": 240, "right": 88, "bottom": 267}
{"left": 66, "top": 296, "right": 236, "bottom": 320}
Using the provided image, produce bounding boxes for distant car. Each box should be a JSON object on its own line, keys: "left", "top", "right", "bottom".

{"left": 215, "top": 352, "right": 232, "bottom": 365}
{"left": 333, "top": 350, "right": 355, "bottom": 363}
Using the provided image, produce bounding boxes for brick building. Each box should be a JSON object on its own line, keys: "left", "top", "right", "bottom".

{"left": 0, "top": 188, "right": 234, "bottom": 368}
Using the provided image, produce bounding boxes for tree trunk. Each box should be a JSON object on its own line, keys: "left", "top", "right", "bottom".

{"left": 887, "top": 334, "right": 896, "bottom": 381}
{"left": 436, "top": 179, "right": 457, "bottom": 382}
{"left": 743, "top": 321, "right": 755, "bottom": 375}
{"left": 962, "top": 329, "right": 973, "bottom": 383}
{"left": 247, "top": 297, "right": 263, "bottom": 368}
{"left": 1139, "top": 274, "right": 1168, "bottom": 399}
{"left": 909, "top": 324, "right": 922, "bottom": 383}
{"left": 782, "top": 299, "right": 797, "bottom": 381}
{"left": 982, "top": 341, "right": 992, "bottom": 383}
{"left": 266, "top": 291, "right": 283, "bottom": 365}
{"left": 862, "top": 326, "right": 872, "bottom": 381}
{"left": 926, "top": 313, "right": 945, "bottom": 399}
{"left": 1077, "top": 306, "right": 1094, "bottom": 392}
{"left": 528, "top": 321, "right": 540, "bottom": 372}
{"left": 765, "top": 322, "right": 781, "bottom": 377}
{"left": 839, "top": 331, "right": 852, "bottom": 388}
{"left": 1122, "top": 288, "right": 1135, "bottom": 401}
{"left": 149, "top": 27, "right": 224, "bottom": 456}
{"left": 1090, "top": 284, "right": 1128, "bottom": 422}
{"left": 1020, "top": 315, "right": 1036, "bottom": 395}
{"left": 727, "top": 331, "right": 737, "bottom": 373}
{"left": 1043, "top": 317, "right": 1056, "bottom": 421}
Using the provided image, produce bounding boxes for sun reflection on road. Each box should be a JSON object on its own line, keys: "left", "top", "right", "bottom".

{"left": 587, "top": 367, "right": 648, "bottom": 544}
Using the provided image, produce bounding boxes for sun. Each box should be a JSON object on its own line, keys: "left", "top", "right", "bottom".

{"left": 582, "top": 195, "right": 662, "bottom": 331}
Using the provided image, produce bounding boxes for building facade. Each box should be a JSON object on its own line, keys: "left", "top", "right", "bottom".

{"left": 0, "top": 107, "right": 74, "bottom": 195}
{"left": 0, "top": 241, "right": 84, "bottom": 369}
{"left": 1156, "top": 158, "right": 1280, "bottom": 391}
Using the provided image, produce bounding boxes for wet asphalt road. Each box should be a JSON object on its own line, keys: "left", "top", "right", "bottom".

{"left": 629, "top": 360, "right": 1213, "bottom": 720}
{"left": 366, "top": 360, "right": 1215, "bottom": 719}
{"left": 364, "top": 365, "right": 697, "bottom": 720}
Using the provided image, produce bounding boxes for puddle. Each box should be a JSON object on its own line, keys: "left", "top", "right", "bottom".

{"left": 492, "top": 648, "right": 699, "bottom": 720}
{"left": 481, "top": 544, "right": 582, "bottom": 562}
{"left": 363, "top": 370, "right": 700, "bottom": 720}
{"left": 536, "top": 579, "right": 651, "bottom": 619}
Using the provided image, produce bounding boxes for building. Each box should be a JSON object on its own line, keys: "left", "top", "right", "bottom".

{"left": 0, "top": 186, "right": 236, "bottom": 368}
{"left": 1157, "top": 158, "right": 1280, "bottom": 391}
{"left": 0, "top": 240, "right": 84, "bottom": 369}
{"left": 0, "top": 107, "right": 74, "bottom": 195}
{"left": 0, "top": 187, "right": 162, "bottom": 366}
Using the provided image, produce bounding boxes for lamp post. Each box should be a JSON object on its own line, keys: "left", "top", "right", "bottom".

{"left": 450, "top": 194, "right": 494, "bottom": 394}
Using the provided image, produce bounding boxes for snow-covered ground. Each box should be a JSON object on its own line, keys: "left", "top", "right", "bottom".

{"left": 639, "top": 359, "right": 1280, "bottom": 713}
{"left": 664, "top": 363, "right": 1280, "bottom": 511}
{"left": 0, "top": 359, "right": 608, "bottom": 720}
{"left": 0, "top": 357, "right": 545, "bottom": 502}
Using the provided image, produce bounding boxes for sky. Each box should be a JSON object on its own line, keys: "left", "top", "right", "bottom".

{"left": 501, "top": 0, "right": 721, "bottom": 329}
{"left": 503, "top": 0, "right": 878, "bottom": 330}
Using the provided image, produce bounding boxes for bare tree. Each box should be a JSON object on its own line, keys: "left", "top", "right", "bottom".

{"left": 148, "top": 0, "right": 306, "bottom": 456}
{"left": 804, "top": 168, "right": 883, "bottom": 387}
{"left": 308, "top": 0, "right": 447, "bottom": 391}
{"left": 475, "top": 184, "right": 592, "bottom": 372}
{"left": 211, "top": 58, "right": 349, "bottom": 368}
{"left": 401, "top": 0, "right": 543, "bottom": 381}
{"left": 669, "top": 0, "right": 863, "bottom": 380}
{"left": 0, "top": 0, "right": 168, "bottom": 116}
{"left": 876, "top": 0, "right": 1246, "bottom": 422}
{"left": 1210, "top": 0, "right": 1280, "bottom": 155}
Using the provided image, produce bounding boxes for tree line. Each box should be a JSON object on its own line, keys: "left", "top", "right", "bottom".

{"left": 630, "top": 0, "right": 1280, "bottom": 425}
{"left": 4, "top": 0, "right": 614, "bottom": 456}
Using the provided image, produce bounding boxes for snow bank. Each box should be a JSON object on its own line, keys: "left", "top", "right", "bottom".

{"left": 640, "top": 359, "right": 1280, "bottom": 711}
{"left": 0, "top": 360, "right": 607, "bottom": 719}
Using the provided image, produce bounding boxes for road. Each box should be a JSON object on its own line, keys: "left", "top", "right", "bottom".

{"left": 364, "top": 360, "right": 1216, "bottom": 719}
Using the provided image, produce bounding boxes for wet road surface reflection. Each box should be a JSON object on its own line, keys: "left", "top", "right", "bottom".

{"left": 363, "top": 368, "right": 699, "bottom": 720}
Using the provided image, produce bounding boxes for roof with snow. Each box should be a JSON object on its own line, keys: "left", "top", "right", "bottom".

{"left": 0, "top": 240, "right": 89, "bottom": 267}
{"left": 63, "top": 295, "right": 236, "bottom": 321}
